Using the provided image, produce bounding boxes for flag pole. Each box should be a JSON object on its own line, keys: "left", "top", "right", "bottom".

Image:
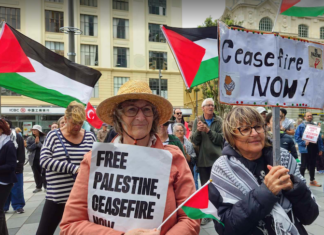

{"left": 0, "top": 20, "right": 5, "bottom": 118}
{"left": 157, "top": 179, "right": 212, "bottom": 231}
{"left": 272, "top": 0, "right": 283, "bottom": 32}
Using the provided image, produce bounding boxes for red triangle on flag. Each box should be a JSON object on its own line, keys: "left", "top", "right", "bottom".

{"left": 0, "top": 24, "right": 35, "bottom": 73}
{"left": 280, "top": 0, "right": 300, "bottom": 14}
{"left": 86, "top": 102, "right": 103, "bottom": 129}
{"left": 162, "top": 26, "right": 205, "bottom": 88}
{"left": 184, "top": 183, "right": 209, "bottom": 209}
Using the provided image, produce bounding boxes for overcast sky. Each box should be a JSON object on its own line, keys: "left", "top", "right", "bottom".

{"left": 182, "top": 0, "right": 226, "bottom": 28}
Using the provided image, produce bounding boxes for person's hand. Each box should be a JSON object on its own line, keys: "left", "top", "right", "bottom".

{"left": 125, "top": 228, "right": 160, "bottom": 235}
{"left": 183, "top": 145, "right": 187, "bottom": 152}
{"left": 320, "top": 151, "right": 323, "bottom": 156}
{"left": 280, "top": 126, "right": 285, "bottom": 131}
{"left": 305, "top": 141, "right": 310, "bottom": 146}
{"left": 35, "top": 136, "right": 39, "bottom": 143}
{"left": 197, "top": 121, "right": 205, "bottom": 132}
{"left": 264, "top": 165, "right": 292, "bottom": 195}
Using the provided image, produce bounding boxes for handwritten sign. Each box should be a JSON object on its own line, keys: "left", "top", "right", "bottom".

{"left": 87, "top": 143, "right": 172, "bottom": 232}
{"left": 302, "top": 124, "right": 321, "bottom": 143}
{"left": 219, "top": 21, "right": 324, "bottom": 109}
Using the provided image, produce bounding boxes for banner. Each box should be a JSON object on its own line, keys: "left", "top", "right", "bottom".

{"left": 302, "top": 124, "right": 321, "bottom": 143}
{"left": 219, "top": 21, "right": 324, "bottom": 109}
{"left": 88, "top": 143, "right": 172, "bottom": 232}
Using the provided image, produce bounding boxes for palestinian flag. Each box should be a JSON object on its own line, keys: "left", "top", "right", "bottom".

{"left": 281, "top": 0, "right": 324, "bottom": 17}
{"left": 161, "top": 25, "right": 218, "bottom": 88}
{"left": 0, "top": 23, "right": 101, "bottom": 107}
{"left": 182, "top": 180, "right": 223, "bottom": 226}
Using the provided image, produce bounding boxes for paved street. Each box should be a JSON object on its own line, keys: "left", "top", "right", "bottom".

{"left": 5, "top": 165, "right": 324, "bottom": 235}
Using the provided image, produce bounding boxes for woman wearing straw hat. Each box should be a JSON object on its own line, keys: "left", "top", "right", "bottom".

{"left": 60, "top": 80, "right": 200, "bottom": 235}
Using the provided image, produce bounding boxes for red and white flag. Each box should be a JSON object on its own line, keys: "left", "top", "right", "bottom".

{"left": 86, "top": 102, "right": 103, "bottom": 129}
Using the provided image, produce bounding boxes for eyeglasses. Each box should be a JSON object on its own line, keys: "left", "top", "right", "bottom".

{"left": 204, "top": 104, "right": 214, "bottom": 107}
{"left": 237, "top": 125, "right": 265, "bottom": 136}
{"left": 121, "top": 105, "right": 154, "bottom": 117}
{"left": 176, "top": 112, "right": 182, "bottom": 115}
{"left": 176, "top": 130, "right": 184, "bottom": 133}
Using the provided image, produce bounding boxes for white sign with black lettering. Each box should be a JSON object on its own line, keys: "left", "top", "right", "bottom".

{"left": 88, "top": 143, "right": 172, "bottom": 232}
{"left": 302, "top": 124, "right": 321, "bottom": 143}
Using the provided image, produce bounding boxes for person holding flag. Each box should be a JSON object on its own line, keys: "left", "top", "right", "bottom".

{"left": 60, "top": 80, "right": 200, "bottom": 235}
{"left": 209, "top": 107, "right": 318, "bottom": 235}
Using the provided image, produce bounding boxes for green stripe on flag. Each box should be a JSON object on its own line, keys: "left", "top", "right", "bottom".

{"left": 0, "top": 73, "right": 85, "bottom": 107}
{"left": 190, "top": 57, "right": 218, "bottom": 88}
{"left": 282, "top": 6, "right": 324, "bottom": 17}
{"left": 182, "top": 206, "right": 224, "bottom": 226}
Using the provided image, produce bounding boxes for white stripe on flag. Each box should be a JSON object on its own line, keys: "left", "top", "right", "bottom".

{"left": 295, "top": 0, "right": 324, "bottom": 7}
{"left": 18, "top": 58, "right": 93, "bottom": 104}
{"left": 193, "top": 38, "right": 218, "bottom": 61}
{"left": 200, "top": 200, "right": 220, "bottom": 220}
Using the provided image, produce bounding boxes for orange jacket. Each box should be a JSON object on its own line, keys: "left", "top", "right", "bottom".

{"left": 60, "top": 137, "right": 200, "bottom": 235}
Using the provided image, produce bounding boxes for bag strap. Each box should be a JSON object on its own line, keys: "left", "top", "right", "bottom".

{"left": 55, "top": 129, "right": 71, "bottom": 163}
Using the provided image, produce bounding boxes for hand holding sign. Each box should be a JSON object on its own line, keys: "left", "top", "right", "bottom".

{"left": 125, "top": 228, "right": 160, "bottom": 235}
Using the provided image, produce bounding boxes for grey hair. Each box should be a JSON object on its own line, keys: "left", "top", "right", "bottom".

{"left": 173, "top": 123, "right": 186, "bottom": 136}
{"left": 201, "top": 98, "right": 214, "bottom": 107}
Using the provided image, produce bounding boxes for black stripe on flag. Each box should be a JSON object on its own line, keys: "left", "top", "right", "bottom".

{"left": 7, "top": 24, "right": 101, "bottom": 88}
{"left": 163, "top": 25, "right": 217, "bottom": 41}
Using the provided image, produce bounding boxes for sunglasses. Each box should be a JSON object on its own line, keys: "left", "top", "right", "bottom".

{"left": 175, "top": 112, "right": 182, "bottom": 115}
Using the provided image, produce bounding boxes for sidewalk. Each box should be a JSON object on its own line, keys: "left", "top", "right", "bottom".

{"left": 5, "top": 165, "right": 324, "bottom": 235}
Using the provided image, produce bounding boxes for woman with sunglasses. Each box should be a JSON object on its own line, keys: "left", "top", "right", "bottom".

{"left": 60, "top": 80, "right": 199, "bottom": 235}
{"left": 210, "top": 107, "right": 318, "bottom": 235}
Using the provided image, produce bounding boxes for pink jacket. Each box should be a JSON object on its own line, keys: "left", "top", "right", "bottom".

{"left": 60, "top": 137, "right": 200, "bottom": 235}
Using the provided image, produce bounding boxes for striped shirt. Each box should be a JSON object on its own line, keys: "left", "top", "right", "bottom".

{"left": 40, "top": 129, "right": 96, "bottom": 204}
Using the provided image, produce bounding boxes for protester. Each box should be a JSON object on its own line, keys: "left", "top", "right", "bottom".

{"left": 97, "top": 123, "right": 109, "bottom": 142}
{"left": 0, "top": 119, "right": 17, "bottom": 235}
{"left": 295, "top": 112, "right": 323, "bottom": 187}
{"left": 255, "top": 107, "right": 267, "bottom": 120}
{"left": 211, "top": 107, "right": 319, "bottom": 235}
{"left": 58, "top": 116, "right": 65, "bottom": 128}
{"left": 168, "top": 108, "right": 191, "bottom": 138}
{"left": 60, "top": 80, "right": 199, "bottom": 235}
{"left": 280, "top": 108, "right": 295, "bottom": 136}
{"left": 4, "top": 120, "right": 26, "bottom": 214}
{"left": 26, "top": 125, "right": 46, "bottom": 193}
{"left": 265, "top": 113, "right": 298, "bottom": 159}
{"left": 173, "top": 123, "right": 196, "bottom": 177}
{"left": 34, "top": 101, "right": 96, "bottom": 235}
{"left": 15, "top": 127, "right": 22, "bottom": 137}
{"left": 188, "top": 121, "right": 193, "bottom": 137}
{"left": 51, "top": 122, "right": 58, "bottom": 131}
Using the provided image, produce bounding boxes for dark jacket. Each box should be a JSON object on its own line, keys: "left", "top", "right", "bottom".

{"left": 104, "top": 128, "right": 118, "bottom": 143}
{"left": 0, "top": 141, "right": 18, "bottom": 184}
{"left": 212, "top": 144, "right": 319, "bottom": 235}
{"left": 15, "top": 133, "right": 26, "bottom": 174}
{"left": 191, "top": 114, "right": 223, "bottom": 167}
{"left": 280, "top": 132, "right": 298, "bottom": 159}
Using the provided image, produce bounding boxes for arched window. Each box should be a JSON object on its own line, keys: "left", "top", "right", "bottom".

{"left": 320, "top": 27, "right": 324, "bottom": 39}
{"left": 298, "top": 24, "right": 308, "bottom": 38}
{"left": 259, "top": 17, "right": 273, "bottom": 32}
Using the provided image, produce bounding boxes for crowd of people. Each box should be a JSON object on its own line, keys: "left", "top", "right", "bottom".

{"left": 0, "top": 79, "right": 321, "bottom": 235}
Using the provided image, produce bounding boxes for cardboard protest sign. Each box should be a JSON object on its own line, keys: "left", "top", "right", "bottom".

{"left": 218, "top": 21, "right": 324, "bottom": 109}
{"left": 87, "top": 143, "right": 172, "bottom": 232}
{"left": 302, "top": 124, "right": 321, "bottom": 143}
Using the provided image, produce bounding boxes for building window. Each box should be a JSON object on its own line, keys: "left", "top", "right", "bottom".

{"left": 45, "top": 10, "right": 64, "bottom": 33}
{"left": 259, "top": 17, "right": 272, "bottom": 32}
{"left": 113, "top": 47, "right": 129, "bottom": 68}
{"left": 298, "top": 24, "right": 308, "bottom": 38}
{"left": 80, "top": 0, "right": 97, "bottom": 7}
{"left": 148, "top": 0, "right": 166, "bottom": 16}
{"left": 149, "top": 23, "right": 166, "bottom": 43}
{"left": 320, "top": 27, "right": 324, "bottom": 39}
{"left": 113, "top": 0, "right": 129, "bottom": 11}
{"left": 45, "top": 41, "right": 64, "bottom": 56}
{"left": 45, "top": 0, "right": 63, "bottom": 2}
{"left": 91, "top": 82, "right": 99, "bottom": 98}
{"left": 80, "top": 14, "right": 98, "bottom": 36}
{"left": 114, "top": 77, "right": 129, "bottom": 95}
{"left": 113, "top": 18, "right": 129, "bottom": 39}
{"left": 149, "top": 78, "right": 168, "bottom": 98}
{"left": 81, "top": 45, "right": 98, "bottom": 66}
{"left": 149, "top": 51, "right": 167, "bottom": 70}
{"left": 1, "top": 88, "right": 21, "bottom": 96}
{"left": 0, "top": 7, "right": 20, "bottom": 29}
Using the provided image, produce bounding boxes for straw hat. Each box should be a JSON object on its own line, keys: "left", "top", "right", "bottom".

{"left": 96, "top": 80, "right": 173, "bottom": 125}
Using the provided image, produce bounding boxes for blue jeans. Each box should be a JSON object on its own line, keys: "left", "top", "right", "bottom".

{"left": 193, "top": 165, "right": 199, "bottom": 190}
{"left": 4, "top": 173, "right": 25, "bottom": 211}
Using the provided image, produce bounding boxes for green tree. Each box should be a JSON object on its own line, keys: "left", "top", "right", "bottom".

{"left": 188, "top": 15, "right": 243, "bottom": 118}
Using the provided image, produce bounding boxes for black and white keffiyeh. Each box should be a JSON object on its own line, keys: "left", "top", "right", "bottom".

{"left": 211, "top": 148, "right": 306, "bottom": 235}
